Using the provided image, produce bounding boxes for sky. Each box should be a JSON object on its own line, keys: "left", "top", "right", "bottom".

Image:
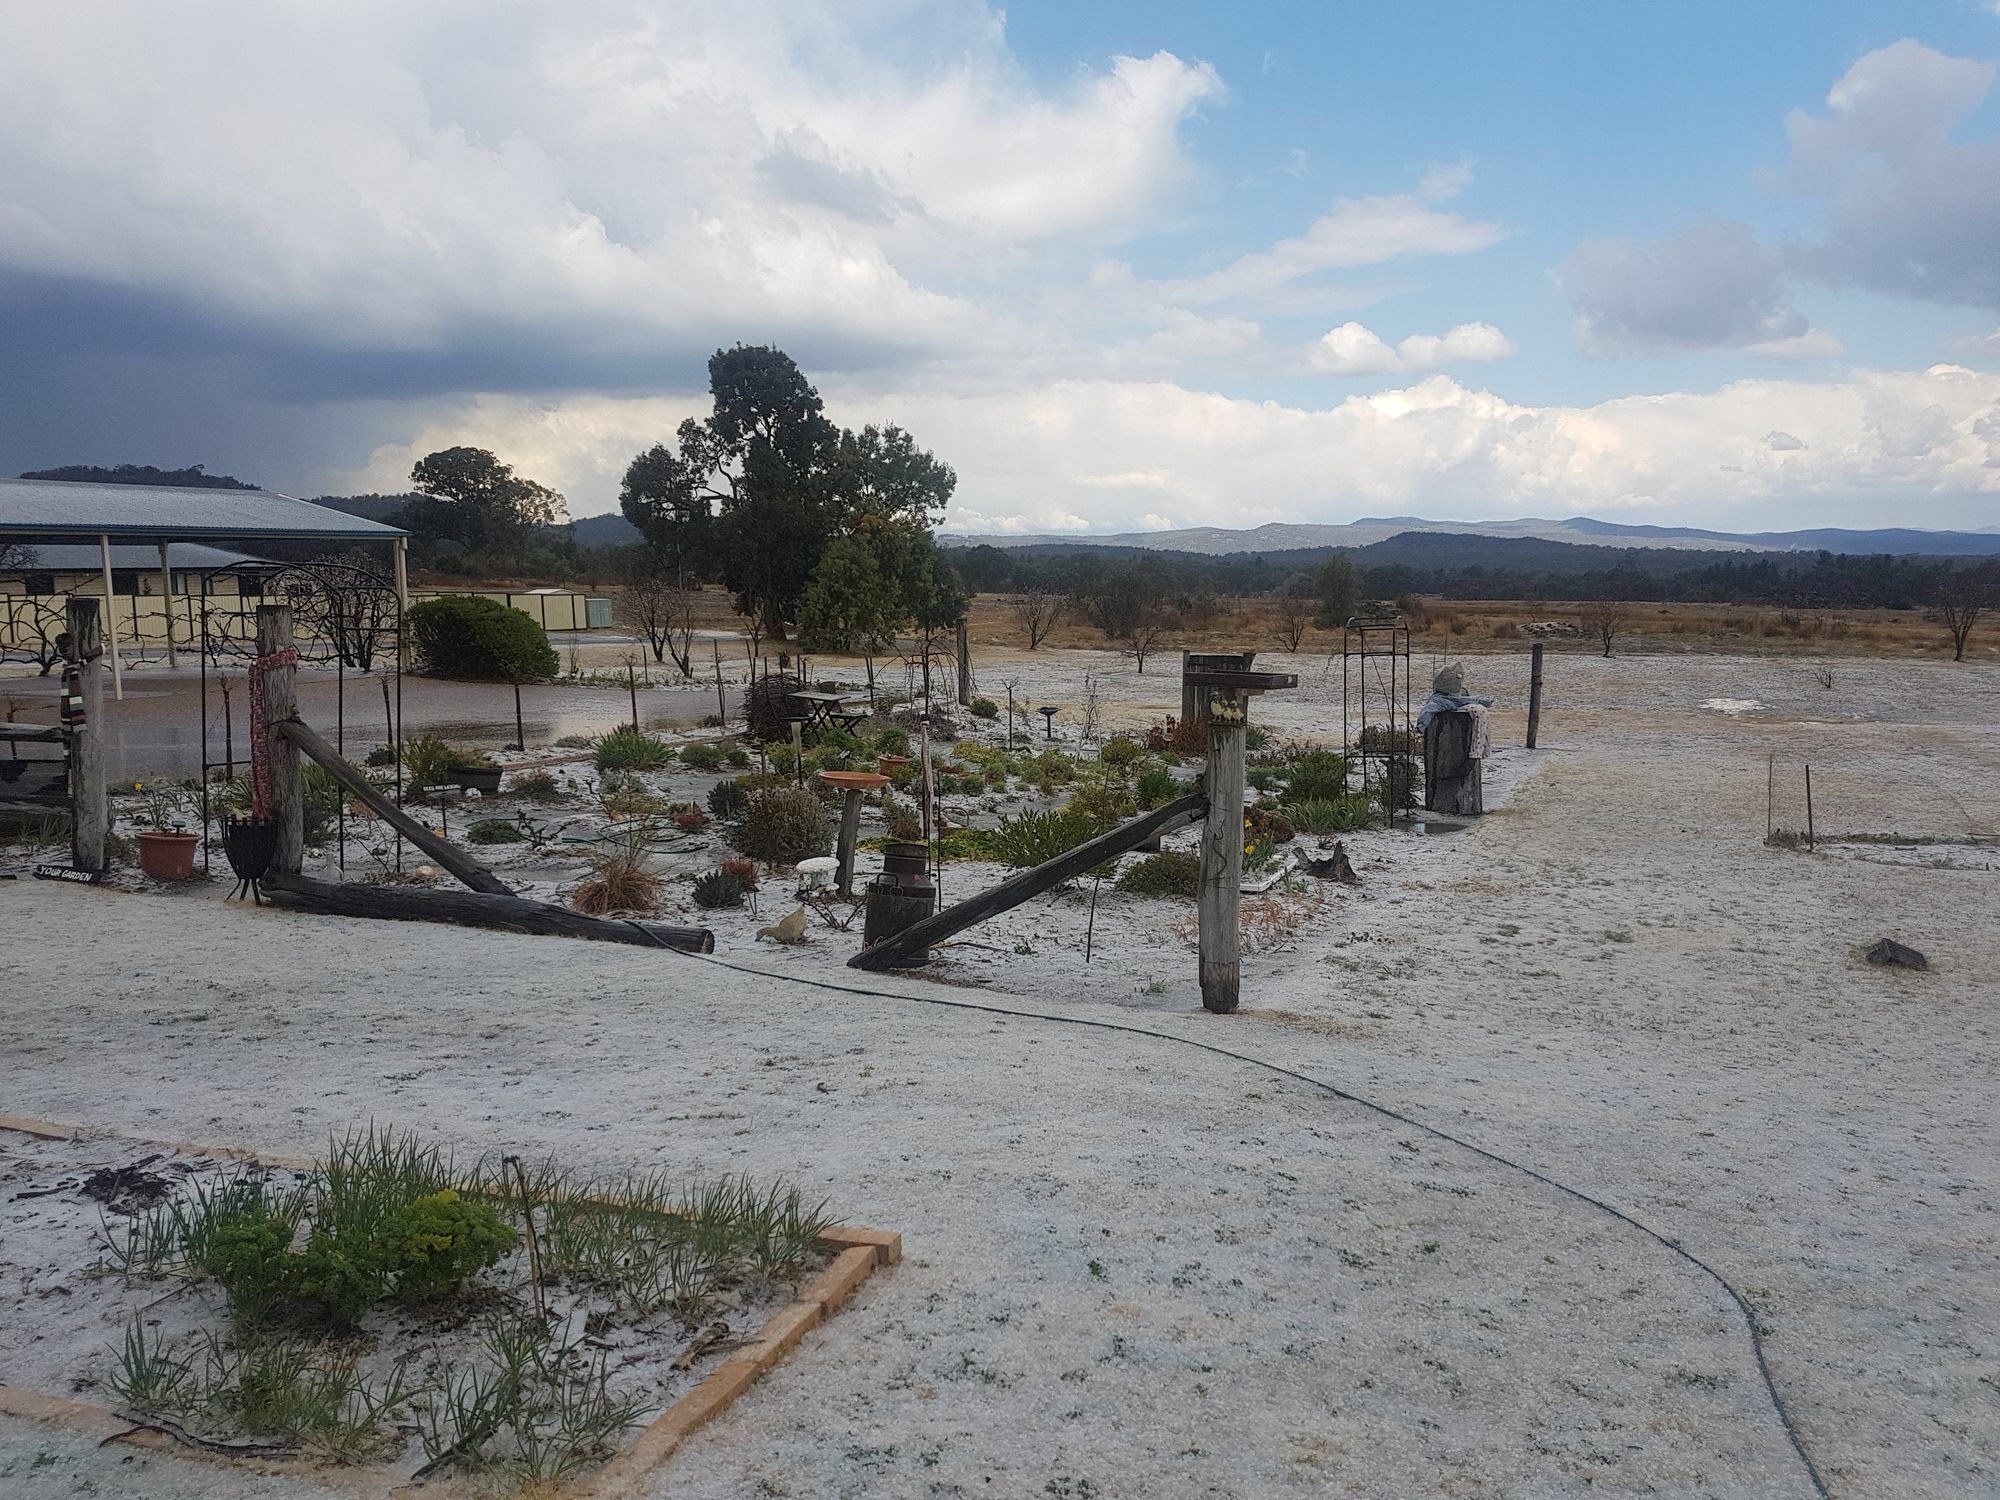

{"left": 3, "top": 0, "right": 2000, "bottom": 535}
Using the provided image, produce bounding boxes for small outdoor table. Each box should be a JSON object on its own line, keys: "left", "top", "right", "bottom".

{"left": 789, "top": 690, "right": 872, "bottom": 731}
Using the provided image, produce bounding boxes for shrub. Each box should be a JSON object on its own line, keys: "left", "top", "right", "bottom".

{"left": 466, "top": 818, "right": 524, "bottom": 845}
{"left": 1285, "top": 795, "right": 1376, "bottom": 834}
{"left": 1146, "top": 715, "right": 1207, "bottom": 757}
{"left": 363, "top": 745, "right": 397, "bottom": 768}
{"left": 743, "top": 673, "right": 806, "bottom": 744}
{"left": 989, "top": 808, "right": 1097, "bottom": 869}
{"left": 1381, "top": 756, "right": 1419, "bottom": 812}
{"left": 886, "top": 811, "right": 924, "bottom": 842}
{"left": 1063, "top": 782, "right": 1136, "bottom": 832}
{"left": 1357, "top": 724, "right": 1418, "bottom": 755}
{"left": 969, "top": 697, "right": 999, "bottom": 720}
{"left": 672, "top": 806, "right": 708, "bottom": 833}
{"left": 507, "top": 770, "right": 567, "bottom": 803}
{"left": 1117, "top": 850, "right": 1201, "bottom": 898}
{"left": 377, "top": 1190, "right": 513, "bottom": 1303}
{"left": 1098, "top": 735, "right": 1144, "bottom": 769}
{"left": 594, "top": 726, "right": 675, "bottom": 772}
{"left": 691, "top": 869, "right": 749, "bottom": 910}
{"left": 680, "top": 743, "right": 726, "bottom": 772}
{"left": 1246, "top": 806, "right": 1295, "bottom": 844}
{"left": 719, "top": 857, "right": 760, "bottom": 890}
{"left": 707, "top": 779, "right": 751, "bottom": 820}
{"left": 406, "top": 596, "right": 558, "bottom": 682}
{"left": 731, "top": 786, "right": 833, "bottom": 865}
{"left": 1135, "top": 766, "right": 1179, "bottom": 809}
{"left": 1033, "top": 749, "right": 1075, "bottom": 784}
{"left": 1281, "top": 749, "right": 1350, "bottom": 803}
{"left": 555, "top": 733, "right": 595, "bottom": 749}
{"left": 301, "top": 763, "right": 343, "bottom": 845}
{"left": 571, "top": 830, "right": 664, "bottom": 915}
{"left": 873, "top": 727, "right": 910, "bottom": 756}
{"left": 725, "top": 747, "right": 751, "bottom": 768}
{"left": 402, "top": 733, "right": 464, "bottom": 791}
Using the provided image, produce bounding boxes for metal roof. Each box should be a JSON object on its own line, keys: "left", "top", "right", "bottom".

{"left": 0, "top": 477, "right": 407, "bottom": 541}
{"left": 0, "top": 542, "right": 268, "bottom": 573}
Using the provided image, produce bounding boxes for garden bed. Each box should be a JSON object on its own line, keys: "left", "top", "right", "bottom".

{"left": 0, "top": 1119, "right": 897, "bottom": 1495}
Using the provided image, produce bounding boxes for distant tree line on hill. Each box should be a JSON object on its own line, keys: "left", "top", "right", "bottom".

{"left": 945, "top": 535, "right": 1993, "bottom": 614}
{"left": 19, "top": 462, "right": 259, "bottom": 489}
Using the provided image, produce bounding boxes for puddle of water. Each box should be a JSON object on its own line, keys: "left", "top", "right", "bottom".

{"left": 1405, "top": 820, "right": 1470, "bottom": 835}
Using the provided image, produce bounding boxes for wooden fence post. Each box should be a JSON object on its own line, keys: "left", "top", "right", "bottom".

{"left": 65, "top": 597, "right": 107, "bottom": 873}
{"left": 955, "top": 618, "right": 972, "bottom": 707}
{"left": 255, "top": 605, "right": 304, "bottom": 875}
{"left": 1525, "top": 642, "right": 1545, "bottom": 749}
{"left": 1198, "top": 688, "right": 1245, "bottom": 1014}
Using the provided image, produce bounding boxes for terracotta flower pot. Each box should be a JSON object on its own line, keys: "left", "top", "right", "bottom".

{"left": 877, "top": 755, "right": 911, "bottom": 775}
{"left": 136, "top": 830, "right": 200, "bottom": 881}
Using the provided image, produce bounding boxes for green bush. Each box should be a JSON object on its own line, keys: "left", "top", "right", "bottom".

{"left": 206, "top": 1210, "right": 378, "bottom": 1334}
{"left": 1281, "top": 749, "right": 1350, "bottom": 804}
{"left": 873, "top": 727, "right": 910, "bottom": 756}
{"left": 1285, "top": 794, "right": 1377, "bottom": 834}
{"left": 691, "top": 868, "right": 749, "bottom": 910}
{"left": 724, "top": 747, "right": 751, "bottom": 768}
{"left": 363, "top": 745, "right": 397, "bottom": 768}
{"left": 401, "top": 733, "right": 462, "bottom": 791}
{"left": 377, "top": 1190, "right": 513, "bottom": 1303}
{"left": 989, "top": 808, "right": 1097, "bottom": 869}
{"left": 731, "top": 786, "right": 833, "bottom": 865}
{"left": 406, "top": 596, "right": 558, "bottom": 683}
{"left": 680, "top": 743, "right": 725, "bottom": 772}
{"left": 301, "top": 763, "right": 343, "bottom": 846}
{"left": 969, "top": 697, "right": 999, "bottom": 720}
{"left": 1116, "top": 851, "right": 1201, "bottom": 898}
{"left": 1134, "top": 766, "right": 1179, "bottom": 810}
{"left": 742, "top": 673, "right": 806, "bottom": 744}
{"left": 594, "top": 726, "right": 675, "bottom": 772}
{"left": 466, "top": 818, "right": 524, "bottom": 845}
{"left": 1063, "top": 782, "right": 1136, "bottom": 832}
{"left": 1098, "top": 736, "right": 1144, "bottom": 770}
{"left": 707, "top": 779, "right": 751, "bottom": 820}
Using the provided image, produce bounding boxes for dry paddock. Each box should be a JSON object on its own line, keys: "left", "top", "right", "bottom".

{"left": 1, "top": 649, "right": 1995, "bottom": 1499}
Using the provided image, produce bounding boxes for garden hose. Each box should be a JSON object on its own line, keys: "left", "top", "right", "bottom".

{"left": 622, "top": 923, "right": 1832, "bottom": 1500}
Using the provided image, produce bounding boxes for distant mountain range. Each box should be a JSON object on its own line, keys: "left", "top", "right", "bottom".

{"left": 940, "top": 515, "right": 2000, "bottom": 558}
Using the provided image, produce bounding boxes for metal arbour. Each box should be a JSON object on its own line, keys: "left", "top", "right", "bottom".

{"left": 194, "top": 556, "right": 405, "bottom": 876}
{"left": 1337, "top": 614, "right": 1415, "bottom": 824}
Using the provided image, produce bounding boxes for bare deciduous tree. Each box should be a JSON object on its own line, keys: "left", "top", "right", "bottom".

{"left": 1124, "top": 604, "right": 1177, "bottom": 674}
{"left": 1579, "top": 601, "right": 1627, "bottom": 657}
{"left": 1272, "top": 581, "right": 1315, "bottom": 652}
{"left": 618, "top": 563, "right": 700, "bottom": 677}
{"left": 1936, "top": 562, "right": 1998, "bottom": 662}
{"left": 1009, "top": 590, "right": 1067, "bottom": 650}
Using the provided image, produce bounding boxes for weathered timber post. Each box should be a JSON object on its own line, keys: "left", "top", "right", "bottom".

{"left": 955, "top": 618, "right": 972, "bottom": 708}
{"left": 65, "top": 597, "right": 107, "bottom": 873}
{"left": 1423, "top": 710, "right": 1483, "bottom": 815}
{"left": 157, "top": 541, "right": 179, "bottom": 668}
{"left": 1525, "top": 642, "right": 1544, "bottom": 749}
{"left": 255, "top": 605, "right": 304, "bottom": 875}
{"left": 1198, "top": 687, "right": 1247, "bottom": 1014}
{"left": 1183, "top": 654, "right": 1295, "bottom": 1016}
{"left": 835, "top": 788, "right": 866, "bottom": 897}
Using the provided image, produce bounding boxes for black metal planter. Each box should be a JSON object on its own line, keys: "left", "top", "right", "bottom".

{"left": 223, "top": 817, "right": 279, "bottom": 904}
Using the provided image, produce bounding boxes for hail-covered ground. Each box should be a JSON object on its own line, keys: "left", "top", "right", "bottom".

{"left": 1, "top": 646, "right": 1995, "bottom": 1499}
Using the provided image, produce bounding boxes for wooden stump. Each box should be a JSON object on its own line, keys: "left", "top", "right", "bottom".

{"left": 1526, "top": 642, "right": 1544, "bottom": 749}
{"left": 835, "top": 789, "right": 865, "bottom": 898}
{"left": 1423, "top": 710, "right": 1484, "bottom": 816}
{"left": 65, "top": 598, "right": 107, "bottom": 873}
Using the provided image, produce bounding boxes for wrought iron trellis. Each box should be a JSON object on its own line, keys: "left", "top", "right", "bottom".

{"left": 194, "top": 557, "right": 405, "bottom": 876}
{"left": 1338, "top": 615, "right": 1415, "bottom": 824}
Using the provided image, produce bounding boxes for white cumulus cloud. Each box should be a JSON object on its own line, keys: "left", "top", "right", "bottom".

{"left": 1310, "top": 321, "right": 1516, "bottom": 375}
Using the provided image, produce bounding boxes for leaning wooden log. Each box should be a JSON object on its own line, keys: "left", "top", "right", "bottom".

{"left": 849, "top": 792, "right": 1206, "bottom": 972}
{"left": 270, "top": 718, "right": 510, "bottom": 896}
{"left": 263, "top": 871, "right": 715, "bottom": 952}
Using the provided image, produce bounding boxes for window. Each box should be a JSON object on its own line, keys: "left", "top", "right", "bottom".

{"left": 24, "top": 573, "right": 55, "bottom": 596}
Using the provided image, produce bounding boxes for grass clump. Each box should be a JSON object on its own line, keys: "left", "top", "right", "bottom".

{"left": 571, "top": 827, "right": 664, "bottom": 914}
{"left": 593, "top": 726, "right": 675, "bottom": 772}
{"left": 465, "top": 818, "right": 524, "bottom": 845}
{"left": 1116, "top": 850, "right": 1201, "bottom": 898}
{"left": 1279, "top": 749, "right": 1350, "bottom": 803}
{"left": 1285, "top": 794, "right": 1377, "bottom": 834}
{"left": 506, "top": 769, "right": 568, "bottom": 802}
{"left": 969, "top": 696, "right": 999, "bottom": 720}
{"left": 989, "top": 807, "right": 1096, "bottom": 869}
